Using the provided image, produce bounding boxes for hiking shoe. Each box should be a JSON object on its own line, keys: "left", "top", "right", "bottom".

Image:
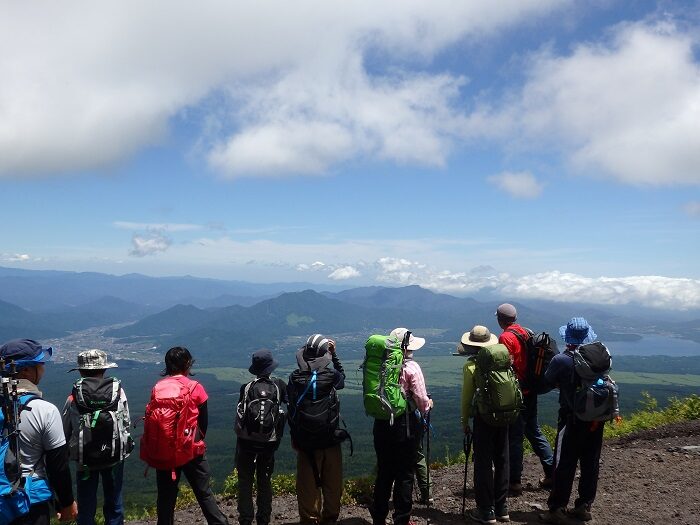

{"left": 539, "top": 476, "right": 553, "bottom": 489}
{"left": 470, "top": 507, "right": 497, "bottom": 524}
{"left": 567, "top": 504, "right": 592, "bottom": 521}
{"left": 539, "top": 507, "right": 569, "bottom": 524}
{"left": 495, "top": 503, "right": 510, "bottom": 522}
{"left": 509, "top": 482, "right": 523, "bottom": 496}
{"left": 416, "top": 495, "right": 434, "bottom": 505}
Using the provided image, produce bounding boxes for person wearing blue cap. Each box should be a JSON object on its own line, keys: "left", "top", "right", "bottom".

{"left": 540, "top": 318, "right": 604, "bottom": 524}
{"left": 0, "top": 339, "right": 77, "bottom": 524}
{"left": 234, "top": 349, "right": 288, "bottom": 525}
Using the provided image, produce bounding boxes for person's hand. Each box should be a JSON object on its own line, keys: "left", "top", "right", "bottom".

{"left": 427, "top": 398, "right": 434, "bottom": 409}
{"left": 464, "top": 424, "right": 471, "bottom": 435}
{"left": 57, "top": 501, "right": 78, "bottom": 522}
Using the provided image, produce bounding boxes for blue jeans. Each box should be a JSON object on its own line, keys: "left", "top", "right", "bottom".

{"left": 509, "top": 393, "right": 554, "bottom": 483}
{"left": 76, "top": 462, "right": 124, "bottom": 525}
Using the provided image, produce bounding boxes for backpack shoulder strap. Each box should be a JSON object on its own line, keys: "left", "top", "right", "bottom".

{"left": 506, "top": 328, "right": 528, "bottom": 345}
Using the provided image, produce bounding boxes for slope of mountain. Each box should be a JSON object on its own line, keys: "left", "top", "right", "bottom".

{"left": 0, "top": 299, "right": 66, "bottom": 341}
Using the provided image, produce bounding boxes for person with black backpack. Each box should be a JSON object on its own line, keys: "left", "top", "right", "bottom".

{"left": 287, "top": 334, "right": 348, "bottom": 525}
{"left": 62, "top": 349, "right": 133, "bottom": 525}
{"left": 495, "top": 303, "right": 554, "bottom": 495}
{"left": 458, "top": 325, "right": 521, "bottom": 524}
{"left": 540, "top": 318, "right": 619, "bottom": 524}
{"left": 0, "top": 339, "right": 77, "bottom": 525}
{"left": 234, "top": 349, "right": 287, "bottom": 525}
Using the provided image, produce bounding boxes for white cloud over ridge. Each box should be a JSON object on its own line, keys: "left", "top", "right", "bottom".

{"left": 487, "top": 171, "right": 543, "bottom": 198}
{"left": 130, "top": 232, "right": 172, "bottom": 257}
{"left": 0, "top": 0, "right": 567, "bottom": 176}
{"left": 505, "top": 21, "right": 700, "bottom": 185}
{"left": 328, "top": 266, "right": 361, "bottom": 280}
{"left": 374, "top": 258, "right": 700, "bottom": 310}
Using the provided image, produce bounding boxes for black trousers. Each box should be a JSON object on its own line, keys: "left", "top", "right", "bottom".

{"left": 10, "top": 502, "right": 51, "bottom": 525}
{"left": 236, "top": 443, "right": 276, "bottom": 525}
{"left": 548, "top": 416, "right": 604, "bottom": 511}
{"left": 156, "top": 454, "right": 229, "bottom": 525}
{"left": 371, "top": 417, "right": 420, "bottom": 525}
{"left": 472, "top": 415, "right": 509, "bottom": 511}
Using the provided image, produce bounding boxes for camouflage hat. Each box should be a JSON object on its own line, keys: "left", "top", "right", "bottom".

{"left": 69, "top": 349, "right": 117, "bottom": 372}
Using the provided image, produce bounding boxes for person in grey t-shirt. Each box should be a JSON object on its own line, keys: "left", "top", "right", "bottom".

{"left": 0, "top": 339, "right": 77, "bottom": 524}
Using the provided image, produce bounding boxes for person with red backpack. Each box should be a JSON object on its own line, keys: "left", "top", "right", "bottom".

{"left": 141, "top": 347, "right": 229, "bottom": 525}
{"left": 496, "top": 303, "right": 554, "bottom": 495}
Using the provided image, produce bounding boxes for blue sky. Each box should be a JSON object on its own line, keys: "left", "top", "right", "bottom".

{"left": 1, "top": 0, "right": 699, "bottom": 309}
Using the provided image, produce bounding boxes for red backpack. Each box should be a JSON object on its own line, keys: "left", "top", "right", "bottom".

{"left": 140, "top": 376, "right": 205, "bottom": 473}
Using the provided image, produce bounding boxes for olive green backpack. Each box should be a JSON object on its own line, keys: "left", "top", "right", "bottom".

{"left": 362, "top": 334, "right": 407, "bottom": 423}
{"left": 474, "top": 343, "right": 523, "bottom": 426}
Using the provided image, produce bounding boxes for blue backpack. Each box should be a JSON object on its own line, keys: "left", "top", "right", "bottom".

{"left": 0, "top": 394, "right": 52, "bottom": 525}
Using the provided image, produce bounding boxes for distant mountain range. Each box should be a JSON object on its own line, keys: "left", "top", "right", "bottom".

{"left": 1, "top": 266, "right": 699, "bottom": 361}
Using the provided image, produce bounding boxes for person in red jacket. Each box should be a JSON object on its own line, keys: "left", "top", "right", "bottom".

{"left": 496, "top": 303, "right": 554, "bottom": 495}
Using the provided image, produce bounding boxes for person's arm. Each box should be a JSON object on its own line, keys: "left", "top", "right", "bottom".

{"left": 60, "top": 396, "right": 72, "bottom": 440}
{"left": 197, "top": 401, "right": 208, "bottom": 437}
{"left": 407, "top": 362, "right": 431, "bottom": 415}
{"left": 544, "top": 354, "right": 562, "bottom": 388}
{"left": 45, "top": 444, "right": 74, "bottom": 508}
{"left": 330, "top": 352, "right": 345, "bottom": 390}
{"left": 461, "top": 361, "right": 475, "bottom": 431}
{"left": 120, "top": 389, "right": 131, "bottom": 429}
{"left": 277, "top": 379, "right": 289, "bottom": 405}
{"left": 499, "top": 332, "right": 526, "bottom": 380}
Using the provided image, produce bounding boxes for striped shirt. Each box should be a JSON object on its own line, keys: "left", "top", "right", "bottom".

{"left": 400, "top": 359, "right": 430, "bottom": 415}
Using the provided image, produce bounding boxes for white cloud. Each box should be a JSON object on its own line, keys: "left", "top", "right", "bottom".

{"left": 328, "top": 266, "right": 361, "bottom": 280}
{"left": 0, "top": 0, "right": 568, "bottom": 177}
{"left": 129, "top": 232, "right": 172, "bottom": 257}
{"left": 0, "top": 253, "right": 32, "bottom": 263}
{"left": 373, "top": 257, "right": 700, "bottom": 309}
{"left": 505, "top": 21, "right": 700, "bottom": 185}
{"left": 487, "top": 171, "right": 543, "bottom": 198}
{"left": 683, "top": 201, "right": 700, "bottom": 217}
{"left": 501, "top": 271, "right": 700, "bottom": 310}
{"left": 114, "top": 221, "right": 202, "bottom": 232}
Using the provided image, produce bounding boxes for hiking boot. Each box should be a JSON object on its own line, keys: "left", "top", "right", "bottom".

{"left": 539, "top": 507, "right": 569, "bottom": 524}
{"left": 416, "top": 494, "right": 434, "bottom": 505}
{"left": 470, "top": 507, "right": 497, "bottom": 524}
{"left": 509, "top": 482, "right": 523, "bottom": 496}
{"left": 567, "top": 504, "right": 592, "bottom": 521}
{"left": 539, "top": 476, "right": 553, "bottom": 489}
{"left": 495, "top": 503, "right": 510, "bottom": 522}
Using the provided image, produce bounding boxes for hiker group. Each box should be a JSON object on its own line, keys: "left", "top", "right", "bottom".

{"left": 0, "top": 304, "right": 620, "bottom": 525}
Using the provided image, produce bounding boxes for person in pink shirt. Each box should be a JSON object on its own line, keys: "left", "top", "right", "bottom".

{"left": 370, "top": 328, "right": 433, "bottom": 525}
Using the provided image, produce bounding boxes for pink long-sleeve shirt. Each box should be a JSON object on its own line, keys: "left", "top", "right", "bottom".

{"left": 400, "top": 359, "right": 430, "bottom": 415}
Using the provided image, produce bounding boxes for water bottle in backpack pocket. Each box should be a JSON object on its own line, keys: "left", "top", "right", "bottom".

{"left": 572, "top": 342, "right": 620, "bottom": 422}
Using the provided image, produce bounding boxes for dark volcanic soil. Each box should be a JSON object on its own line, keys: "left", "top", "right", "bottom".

{"left": 128, "top": 420, "right": 700, "bottom": 525}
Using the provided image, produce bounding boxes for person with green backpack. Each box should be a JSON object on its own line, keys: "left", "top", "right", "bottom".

{"left": 459, "top": 325, "right": 523, "bottom": 524}
{"left": 363, "top": 328, "right": 431, "bottom": 525}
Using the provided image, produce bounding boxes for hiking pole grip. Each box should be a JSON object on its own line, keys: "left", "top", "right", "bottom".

{"left": 425, "top": 408, "right": 431, "bottom": 525}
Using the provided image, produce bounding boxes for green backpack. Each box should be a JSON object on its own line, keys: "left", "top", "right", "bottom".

{"left": 362, "top": 334, "right": 407, "bottom": 423}
{"left": 473, "top": 343, "right": 523, "bottom": 426}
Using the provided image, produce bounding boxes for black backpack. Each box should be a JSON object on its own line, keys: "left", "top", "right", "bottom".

{"left": 288, "top": 368, "right": 340, "bottom": 451}
{"left": 72, "top": 377, "right": 133, "bottom": 470}
{"left": 235, "top": 377, "right": 285, "bottom": 443}
{"left": 572, "top": 342, "right": 620, "bottom": 422}
{"left": 507, "top": 328, "right": 559, "bottom": 394}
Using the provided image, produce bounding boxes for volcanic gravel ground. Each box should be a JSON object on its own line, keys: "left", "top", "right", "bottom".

{"left": 128, "top": 420, "right": 700, "bottom": 524}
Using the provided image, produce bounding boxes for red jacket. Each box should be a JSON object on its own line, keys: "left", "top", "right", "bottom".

{"left": 499, "top": 323, "right": 528, "bottom": 384}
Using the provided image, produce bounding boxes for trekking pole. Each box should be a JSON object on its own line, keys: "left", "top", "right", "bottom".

{"left": 461, "top": 431, "right": 472, "bottom": 517}
{"left": 425, "top": 407, "right": 432, "bottom": 525}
